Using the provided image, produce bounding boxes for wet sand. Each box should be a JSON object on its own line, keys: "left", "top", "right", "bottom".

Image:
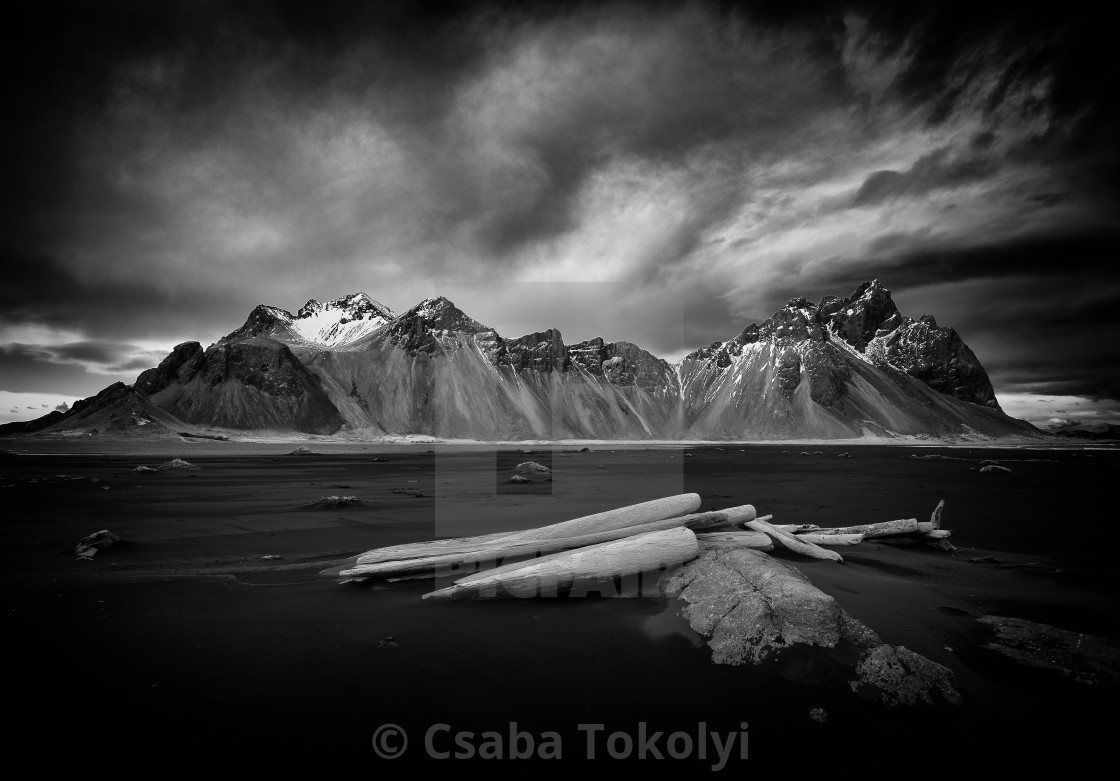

{"left": 3, "top": 440, "right": 1117, "bottom": 775}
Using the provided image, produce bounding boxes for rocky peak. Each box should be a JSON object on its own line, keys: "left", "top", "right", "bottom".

{"left": 501, "top": 328, "right": 569, "bottom": 372}
{"left": 386, "top": 296, "right": 492, "bottom": 354}
{"left": 759, "top": 305, "right": 825, "bottom": 343}
{"left": 296, "top": 293, "right": 393, "bottom": 323}
{"left": 297, "top": 299, "right": 325, "bottom": 318}
{"left": 223, "top": 305, "right": 293, "bottom": 342}
{"left": 135, "top": 341, "right": 205, "bottom": 396}
{"left": 570, "top": 338, "right": 676, "bottom": 393}
{"left": 823, "top": 279, "right": 902, "bottom": 349}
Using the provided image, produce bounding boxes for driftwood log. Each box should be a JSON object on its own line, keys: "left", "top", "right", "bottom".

{"left": 746, "top": 517, "right": 843, "bottom": 563}
{"left": 502, "top": 493, "right": 705, "bottom": 542}
{"left": 341, "top": 509, "right": 748, "bottom": 579}
{"left": 422, "top": 527, "right": 700, "bottom": 600}
{"left": 931, "top": 500, "right": 944, "bottom": 529}
{"left": 355, "top": 493, "right": 704, "bottom": 566}
{"left": 695, "top": 529, "right": 775, "bottom": 551}
{"left": 805, "top": 518, "right": 919, "bottom": 538}
{"left": 796, "top": 532, "right": 865, "bottom": 546}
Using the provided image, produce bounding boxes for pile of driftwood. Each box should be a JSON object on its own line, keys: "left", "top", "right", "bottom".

{"left": 340, "top": 494, "right": 953, "bottom": 598}
{"left": 724, "top": 499, "right": 954, "bottom": 564}
{"left": 341, "top": 494, "right": 753, "bottom": 599}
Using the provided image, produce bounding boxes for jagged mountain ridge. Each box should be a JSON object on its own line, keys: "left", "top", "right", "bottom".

{"left": 3, "top": 281, "right": 1038, "bottom": 440}
{"left": 226, "top": 292, "right": 394, "bottom": 348}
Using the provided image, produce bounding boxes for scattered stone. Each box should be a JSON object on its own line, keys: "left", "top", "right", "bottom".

{"left": 306, "top": 495, "right": 363, "bottom": 508}
{"left": 507, "top": 474, "right": 531, "bottom": 484}
{"left": 578, "top": 447, "right": 591, "bottom": 452}
{"left": 371, "top": 457, "right": 388, "bottom": 462}
{"left": 977, "top": 615, "right": 1120, "bottom": 686}
{"left": 851, "top": 644, "right": 962, "bottom": 707}
{"left": 261, "top": 554, "right": 282, "bottom": 561}
{"left": 288, "top": 446, "right": 315, "bottom": 455}
{"left": 133, "top": 466, "right": 158, "bottom": 473}
{"left": 809, "top": 707, "right": 827, "bottom": 724}
{"left": 378, "top": 636, "right": 398, "bottom": 648}
{"left": 514, "top": 461, "right": 551, "bottom": 475}
{"left": 836, "top": 452, "right": 852, "bottom": 458}
{"left": 158, "top": 458, "right": 200, "bottom": 471}
{"left": 685, "top": 453, "right": 693, "bottom": 457}
{"left": 76, "top": 530, "right": 121, "bottom": 559}
{"left": 980, "top": 464, "right": 1011, "bottom": 474}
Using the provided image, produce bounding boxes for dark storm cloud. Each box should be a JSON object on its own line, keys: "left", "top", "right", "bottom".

{"left": 0, "top": 345, "right": 138, "bottom": 395}
{"left": 0, "top": 251, "right": 247, "bottom": 341}
{"left": 852, "top": 149, "right": 999, "bottom": 206}
{"left": 42, "top": 340, "right": 157, "bottom": 366}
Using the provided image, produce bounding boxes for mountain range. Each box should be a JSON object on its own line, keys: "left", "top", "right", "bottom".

{"left": 2, "top": 281, "right": 1040, "bottom": 441}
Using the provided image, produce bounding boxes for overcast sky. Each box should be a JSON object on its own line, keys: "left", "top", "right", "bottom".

{"left": 2, "top": 0, "right": 1117, "bottom": 426}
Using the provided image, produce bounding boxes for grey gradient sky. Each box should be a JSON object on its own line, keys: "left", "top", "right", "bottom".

{"left": 2, "top": 0, "right": 1118, "bottom": 426}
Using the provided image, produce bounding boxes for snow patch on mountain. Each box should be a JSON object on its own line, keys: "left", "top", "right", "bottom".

{"left": 287, "top": 293, "right": 394, "bottom": 347}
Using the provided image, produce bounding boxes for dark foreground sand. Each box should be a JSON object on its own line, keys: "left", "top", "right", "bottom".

{"left": 2, "top": 439, "right": 1117, "bottom": 776}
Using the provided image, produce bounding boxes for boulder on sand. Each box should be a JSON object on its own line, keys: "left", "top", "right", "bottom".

{"left": 75, "top": 530, "right": 121, "bottom": 559}
{"left": 661, "top": 548, "right": 876, "bottom": 664}
{"left": 850, "top": 644, "right": 961, "bottom": 707}
{"left": 514, "top": 461, "right": 551, "bottom": 475}
{"left": 157, "top": 458, "right": 199, "bottom": 471}
{"left": 306, "top": 495, "right": 363, "bottom": 509}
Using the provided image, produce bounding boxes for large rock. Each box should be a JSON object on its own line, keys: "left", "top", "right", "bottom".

{"left": 660, "top": 548, "right": 879, "bottom": 665}
{"left": 851, "top": 644, "right": 962, "bottom": 707}
{"left": 663, "top": 548, "right": 962, "bottom": 708}
{"left": 977, "top": 615, "right": 1120, "bottom": 686}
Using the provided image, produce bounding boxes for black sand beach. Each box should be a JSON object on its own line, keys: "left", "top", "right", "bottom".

{"left": 3, "top": 440, "right": 1117, "bottom": 776}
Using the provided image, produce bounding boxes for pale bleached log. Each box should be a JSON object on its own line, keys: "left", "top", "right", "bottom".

{"left": 355, "top": 493, "right": 702, "bottom": 565}
{"left": 746, "top": 518, "right": 843, "bottom": 563}
{"left": 355, "top": 529, "right": 520, "bottom": 566}
{"left": 695, "top": 531, "right": 774, "bottom": 551}
{"left": 870, "top": 529, "right": 952, "bottom": 546}
{"left": 771, "top": 524, "right": 820, "bottom": 533}
{"left": 796, "top": 532, "right": 865, "bottom": 546}
{"left": 422, "top": 527, "right": 700, "bottom": 600}
{"left": 807, "top": 519, "right": 919, "bottom": 538}
{"left": 449, "top": 520, "right": 722, "bottom": 587}
{"left": 342, "top": 510, "right": 733, "bottom": 579}
{"left": 931, "top": 500, "right": 945, "bottom": 530}
{"left": 915, "top": 521, "right": 935, "bottom": 533}
{"left": 720, "top": 504, "right": 758, "bottom": 526}
{"left": 507, "top": 493, "right": 703, "bottom": 542}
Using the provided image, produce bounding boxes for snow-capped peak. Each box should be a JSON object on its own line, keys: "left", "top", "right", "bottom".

{"left": 285, "top": 292, "right": 395, "bottom": 347}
